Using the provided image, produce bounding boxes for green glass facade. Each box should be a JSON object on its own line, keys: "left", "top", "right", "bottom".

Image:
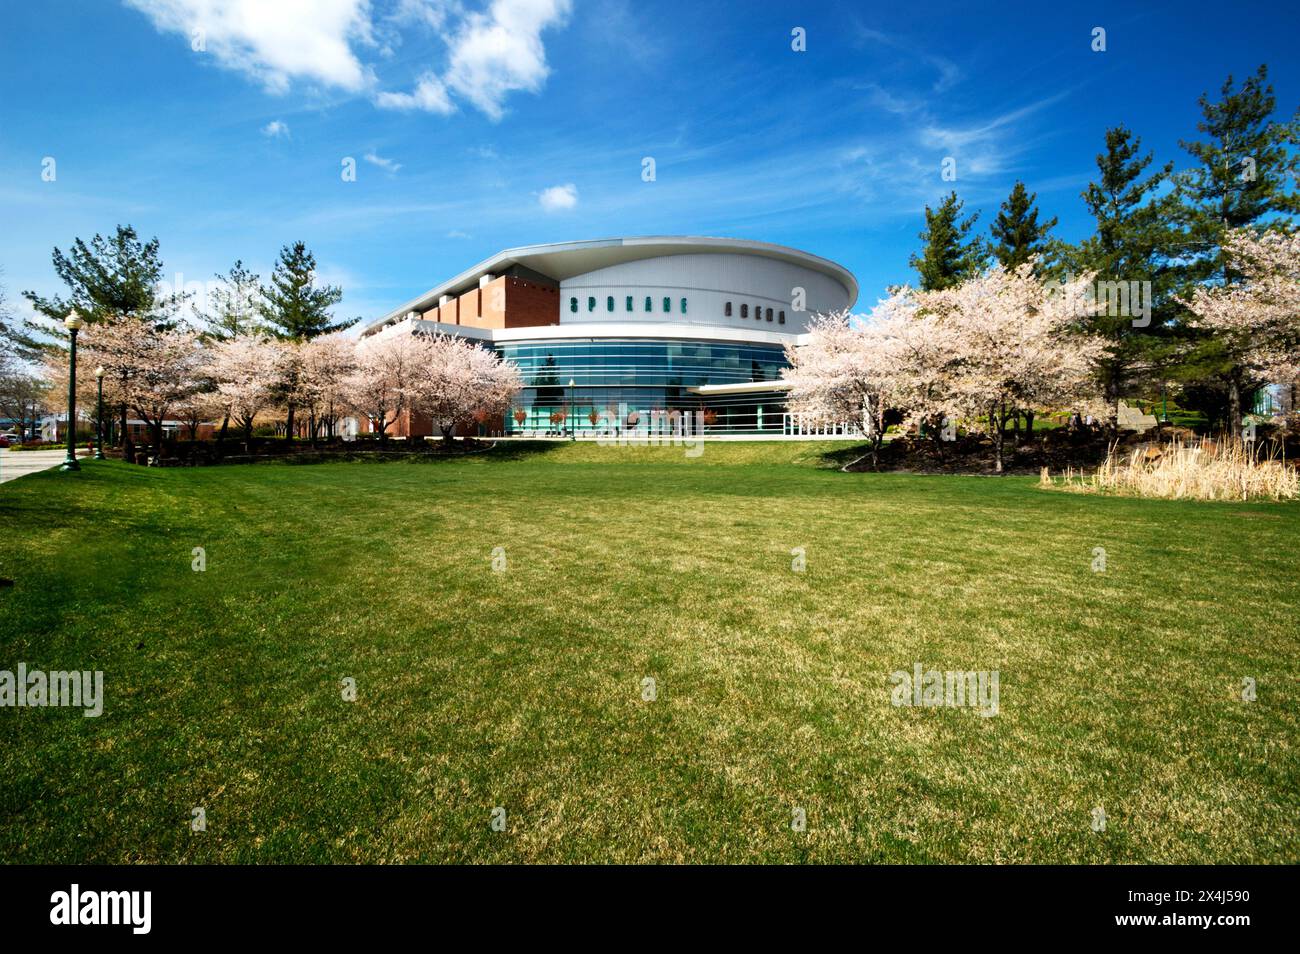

{"left": 497, "top": 338, "right": 790, "bottom": 435}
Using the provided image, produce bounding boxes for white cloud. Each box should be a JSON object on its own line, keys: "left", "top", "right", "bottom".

{"left": 261, "top": 119, "right": 290, "bottom": 138}
{"left": 388, "top": 0, "right": 450, "bottom": 31}
{"left": 363, "top": 151, "right": 402, "bottom": 174}
{"left": 373, "top": 71, "right": 455, "bottom": 114}
{"left": 125, "top": 0, "right": 374, "bottom": 94}
{"left": 125, "top": 0, "right": 571, "bottom": 120}
{"left": 537, "top": 182, "right": 577, "bottom": 211}
{"left": 444, "top": 0, "right": 572, "bottom": 120}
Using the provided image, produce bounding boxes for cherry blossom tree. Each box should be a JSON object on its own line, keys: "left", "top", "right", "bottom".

{"left": 298, "top": 332, "right": 355, "bottom": 443}
{"left": 786, "top": 264, "right": 1106, "bottom": 471}
{"left": 407, "top": 332, "right": 522, "bottom": 442}
{"left": 341, "top": 331, "right": 423, "bottom": 441}
{"left": 920, "top": 262, "right": 1106, "bottom": 470}
{"left": 1181, "top": 228, "right": 1300, "bottom": 432}
{"left": 208, "top": 335, "right": 288, "bottom": 451}
{"left": 80, "top": 318, "right": 205, "bottom": 462}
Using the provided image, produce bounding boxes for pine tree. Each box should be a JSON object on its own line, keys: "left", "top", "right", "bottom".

{"left": 1, "top": 275, "right": 43, "bottom": 364}
{"left": 260, "top": 242, "right": 352, "bottom": 342}
{"left": 259, "top": 241, "right": 355, "bottom": 440}
{"left": 1175, "top": 64, "right": 1299, "bottom": 431}
{"left": 1180, "top": 64, "right": 1299, "bottom": 276}
{"left": 22, "top": 225, "right": 184, "bottom": 343}
{"left": 200, "top": 260, "right": 265, "bottom": 342}
{"left": 990, "top": 181, "right": 1057, "bottom": 270}
{"left": 1056, "top": 126, "right": 1185, "bottom": 426}
{"left": 21, "top": 225, "right": 186, "bottom": 458}
{"left": 909, "top": 192, "right": 987, "bottom": 291}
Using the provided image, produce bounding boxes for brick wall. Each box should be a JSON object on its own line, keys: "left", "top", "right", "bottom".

{"left": 458, "top": 288, "right": 481, "bottom": 326}
{"left": 456, "top": 277, "right": 559, "bottom": 330}
{"left": 502, "top": 277, "right": 560, "bottom": 328}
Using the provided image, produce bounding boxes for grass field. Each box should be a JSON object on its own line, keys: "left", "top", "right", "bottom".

{"left": 0, "top": 441, "right": 1296, "bottom": 863}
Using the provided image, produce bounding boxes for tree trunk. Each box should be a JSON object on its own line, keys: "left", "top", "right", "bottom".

{"left": 1104, "top": 373, "right": 1120, "bottom": 439}
{"left": 120, "top": 402, "right": 134, "bottom": 463}
{"left": 1228, "top": 374, "right": 1243, "bottom": 438}
{"left": 991, "top": 403, "right": 1004, "bottom": 473}
{"left": 285, "top": 403, "right": 296, "bottom": 444}
{"left": 1025, "top": 410, "right": 1035, "bottom": 442}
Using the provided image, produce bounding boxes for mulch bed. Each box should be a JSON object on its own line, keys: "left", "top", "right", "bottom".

{"left": 841, "top": 426, "right": 1193, "bottom": 476}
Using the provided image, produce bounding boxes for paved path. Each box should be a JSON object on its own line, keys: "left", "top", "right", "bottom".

{"left": 0, "top": 448, "right": 92, "bottom": 484}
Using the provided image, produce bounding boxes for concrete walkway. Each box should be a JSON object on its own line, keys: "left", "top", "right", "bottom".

{"left": 0, "top": 448, "right": 92, "bottom": 484}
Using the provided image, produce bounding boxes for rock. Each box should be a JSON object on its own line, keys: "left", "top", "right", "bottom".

{"left": 1117, "top": 402, "right": 1158, "bottom": 433}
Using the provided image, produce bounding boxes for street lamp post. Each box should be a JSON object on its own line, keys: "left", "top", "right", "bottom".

{"left": 94, "top": 366, "right": 106, "bottom": 460}
{"left": 567, "top": 378, "right": 576, "bottom": 441}
{"left": 60, "top": 310, "right": 84, "bottom": 472}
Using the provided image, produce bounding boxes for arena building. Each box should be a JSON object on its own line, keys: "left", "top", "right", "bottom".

{"left": 358, "top": 236, "right": 858, "bottom": 436}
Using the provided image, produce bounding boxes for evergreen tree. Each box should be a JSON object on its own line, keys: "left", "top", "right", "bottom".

{"left": 1056, "top": 126, "right": 1185, "bottom": 425}
{"left": 200, "top": 260, "right": 265, "bottom": 342}
{"left": 909, "top": 191, "right": 987, "bottom": 291}
{"left": 1179, "top": 64, "right": 1299, "bottom": 279}
{"left": 1, "top": 275, "right": 44, "bottom": 364}
{"left": 259, "top": 241, "right": 355, "bottom": 440}
{"left": 990, "top": 181, "right": 1057, "bottom": 270}
{"left": 21, "top": 225, "right": 186, "bottom": 458}
{"left": 1175, "top": 64, "right": 1299, "bottom": 431}
{"left": 22, "top": 225, "right": 183, "bottom": 341}
{"left": 259, "top": 242, "right": 351, "bottom": 342}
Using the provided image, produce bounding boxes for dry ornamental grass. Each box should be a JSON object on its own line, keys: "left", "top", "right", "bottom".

{"left": 1042, "top": 437, "right": 1299, "bottom": 502}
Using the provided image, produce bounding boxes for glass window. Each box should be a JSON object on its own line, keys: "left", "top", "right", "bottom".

{"left": 724, "top": 301, "right": 732, "bottom": 316}
{"left": 607, "top": 296, "right": 615, "bottom": 312}
{"left": 587, "top": 296, "right": 596, "bottom": 312}
{"left": 779, "top": 311, "right": 785, "bottom": 324}
{"left": 766, "top": 308, "right": 773, "bottom": 322}
{"left": 680, "top": 297, "right": 687, "bottom": 314}
{"left": 569, "top": 297, "right": 577, "bottom": 313}
{"left": 626, "top": 296, "right": 633, "bottom": 311}
{"left": 663, "top": 297, "right": 671, "bottom": 312}
{"left": 741, "top": 304, "right": 748, "bottom": 318}
{"left": 645, "top": 296, "right": 653, "bottom": 312}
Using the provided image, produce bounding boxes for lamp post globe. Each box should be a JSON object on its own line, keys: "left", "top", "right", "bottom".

{"left": 94, "top": 365, "right": 107, "bottom": 460}
{"left": 60, "top": 310, "right": 84, "bottom": 472}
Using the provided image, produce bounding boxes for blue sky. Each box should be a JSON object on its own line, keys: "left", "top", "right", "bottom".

{"left": 2, "top": 0, "right": 1297, "bottom": 330}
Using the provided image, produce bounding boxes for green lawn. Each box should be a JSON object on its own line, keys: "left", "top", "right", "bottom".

{"left": 1, "top": 442, "right": 1296, "bottom": 863}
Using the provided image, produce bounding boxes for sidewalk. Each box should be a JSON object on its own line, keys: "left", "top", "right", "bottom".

{"left": 0, "top": 448, "right": 92, "bottom": 484}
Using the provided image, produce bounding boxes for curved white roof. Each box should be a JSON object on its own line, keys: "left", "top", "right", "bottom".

{"left": 362, "top": 236, "right": 857, "bottom": 336}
